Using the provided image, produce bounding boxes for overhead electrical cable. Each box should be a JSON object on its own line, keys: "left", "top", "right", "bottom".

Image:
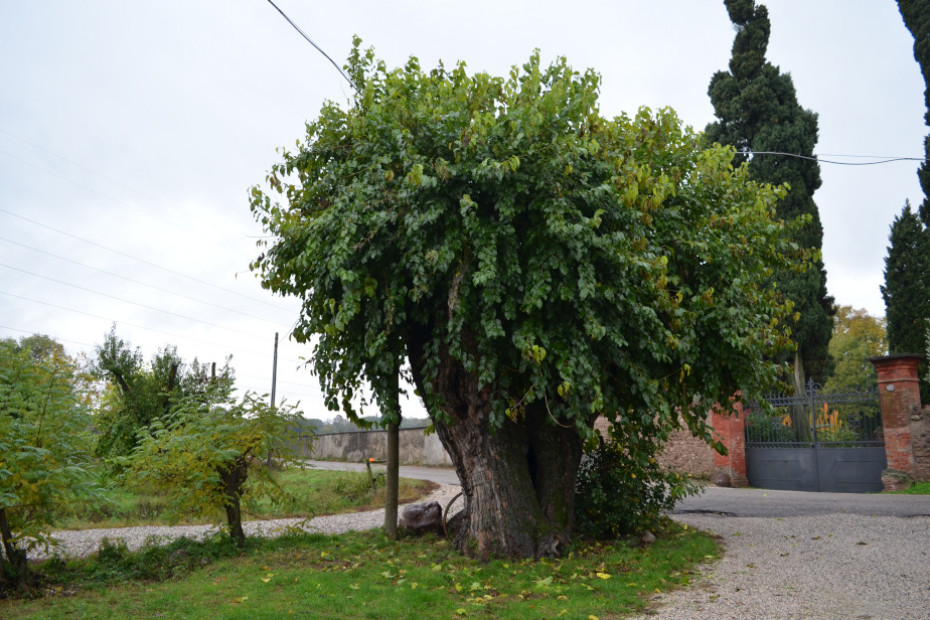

{"left": 0, "top": 207, "right": 293, "bottom": 313}
{"left": 0, "top": 324, "right": 96, "bottom": 349}
{"left": 0, "top": 149, "right": 161, "bottom": 224}
{"left": 0, "top": 127, "right": 160, "bottom": 203}
{"left": 748, "top": 151, "right": 924, "bottom": 165}
{"left": 0, "top": 236, "right": 287, "bottom": 325}
{"left": 0, "top": 263, "right": 269, "bottom": 343}
{"left": 0, "top": 289, "right": 269, "bottom": 359}
{"left": 264, "top": 0, "right": 357, "bottom": 91}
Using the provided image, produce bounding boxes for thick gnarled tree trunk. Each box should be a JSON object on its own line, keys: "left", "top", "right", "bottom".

{"left": 410, "top": 332, "right": 585, "bottom": 559}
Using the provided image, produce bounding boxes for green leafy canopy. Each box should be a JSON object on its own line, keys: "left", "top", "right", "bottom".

{"left": 250, "top": 40, "right": 807, "bottom": 443}
{"left": 0, "top": 336, "right": 102, "bottom": 584}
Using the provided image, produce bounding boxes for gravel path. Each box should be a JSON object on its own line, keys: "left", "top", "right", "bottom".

{"left": 38, "top": 484, "right": 463, "bottom": 560}
{"left": 632, "top": 512, "right": 930, "bottom": 620}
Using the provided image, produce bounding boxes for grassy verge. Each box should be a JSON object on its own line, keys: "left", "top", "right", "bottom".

{"left": 2, "top": 520, "right": 717, "bottom": 619}
{"left": 54, "top": 468, "right": 435, "bottom": 530}
{"left": 889, "top": 481, "right": 930, "bottom": 495}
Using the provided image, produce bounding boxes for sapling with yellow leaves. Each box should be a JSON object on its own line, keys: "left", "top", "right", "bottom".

{"left": 119, "top": 387, "right": 301, "bottom": 548}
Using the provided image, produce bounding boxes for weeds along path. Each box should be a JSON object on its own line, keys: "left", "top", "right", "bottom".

{"left": 40, "top": 484, "right": 462, "bottom": 560}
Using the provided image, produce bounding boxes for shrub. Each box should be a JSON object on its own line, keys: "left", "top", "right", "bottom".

{"left": 574, "top": 435, "right": 699, "bottom": 540}
{"left": 745, "top": 414, "right": 796, "bottom": 443}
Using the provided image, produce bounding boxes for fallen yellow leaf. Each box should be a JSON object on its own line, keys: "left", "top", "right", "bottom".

{"left": 596, "top": 572, "right": 611, "bottom": 580}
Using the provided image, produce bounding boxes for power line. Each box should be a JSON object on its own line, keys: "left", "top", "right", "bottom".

{"left": 749, "top": 151, "right": 924, "bottom": 166}
{"left": 0, "top": 324, "right": 97, "bottom": 350}
{"left": 0, "top": 207, "right": 293, "bottom": 313}
{"left": 0, "top": 149, "right": 159, "bottom": 225}
{"left": 0, "top": 289, "right": 269, "bottom": 358}
{"left": 264, "top": 0, "right": 357, "bottom": 92}
{"left": 0, "top": 128, "right": 160, "bottom": 203}
{"left": 0, "top": 235, "right": 287, "bottom": 326}
{"left": 0, "top": 263, "right": 270, "bottom": 343}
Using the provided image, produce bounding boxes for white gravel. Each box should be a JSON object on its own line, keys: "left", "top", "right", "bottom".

{"left": 632, "top": 513, "right": 930, "bottom": 620}
{"left": 37, "top": 483, "right": 463, "bottom": 560}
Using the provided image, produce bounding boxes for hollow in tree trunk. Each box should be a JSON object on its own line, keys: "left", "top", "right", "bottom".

{"left": 409, "top": 332, "right": 586, "bottom": 559}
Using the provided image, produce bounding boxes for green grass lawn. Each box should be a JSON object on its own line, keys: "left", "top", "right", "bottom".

{"left": 2, "top": 521, "right": 718, "bottom": 619}
{"left": 54, "top": 467, "right": 435, "bottom": 530}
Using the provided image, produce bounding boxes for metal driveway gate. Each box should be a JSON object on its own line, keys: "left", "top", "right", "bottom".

{"left": 745, "top": 381, "right": 886, "bottom": 493}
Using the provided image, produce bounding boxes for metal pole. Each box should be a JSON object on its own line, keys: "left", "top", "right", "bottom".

{"left": 271, "top": 332, "right": 279, "bottom": 408}
{"left": 809, "top": 378, "right": 817, "bottom": 447}
{"left": 266, "top": 332, "right": 280, "bottom": 470}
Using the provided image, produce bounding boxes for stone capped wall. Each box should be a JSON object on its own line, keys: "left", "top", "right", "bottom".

{"left": 912, "top": 405, "right": 930, "bottom": 482}
{"left": 300, "top": 427, "right": 453, "bottom": 466}
{"left": 657, "top": 420, "right": 717, "bottom": 478}
{"left": 594, "top": 415, "right": 717, "bottom": 479}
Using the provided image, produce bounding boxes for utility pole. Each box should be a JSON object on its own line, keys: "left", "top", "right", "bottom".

{"left": 266, "top": 332, "right": 279, "bottom": 469}
{"left": 271, "top": 332, "right": 279, "bottom": 408}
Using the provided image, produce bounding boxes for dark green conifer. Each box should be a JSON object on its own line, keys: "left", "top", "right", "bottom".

{"left": 899, "top": 0, "right": 930, "bottom": 226}
{"left": 889, "top": 1, "right": 930, "bottom": 401}
{"left": 706, "top": 0, "right": 835, "bottom": 386}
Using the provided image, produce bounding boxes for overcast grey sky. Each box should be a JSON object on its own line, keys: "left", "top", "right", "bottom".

{"left": 0, "top": 1, "right": 924, "bottom": 419}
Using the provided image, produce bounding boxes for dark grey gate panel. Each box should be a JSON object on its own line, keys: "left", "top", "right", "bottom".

{"left": 815, "top": 447, "right": 886, "bottom": 493}
{"left": 747, "top": 447, "right": 818, "bottom": 492}
{"left": 745, "top": 381, "right": 885, "bottom": 493}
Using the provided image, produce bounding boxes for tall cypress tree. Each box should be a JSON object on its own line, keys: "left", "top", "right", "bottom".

{"left": 882, "top": 202, "right": 929, "bottom": 359}
{"left": 899, "top": 0, "right": 930, "bottom": 227}
{"left": 706, "top": 0, "right": 835, "bottom": 387}
{"left": 887, "top": 1, "right": 930, "bottom": 402}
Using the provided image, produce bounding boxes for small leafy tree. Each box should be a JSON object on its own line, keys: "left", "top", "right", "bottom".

{"left": 0, "top": 337, "right": 101, "bottom": 591}
{"left": 119, "top": 387, "right": 301, "bottom": 548}
{"left": 823, "top": 306, "right": 887, "bottom": 393}
{"left": 93, "top": 326, "right": 235, "bottom": 458}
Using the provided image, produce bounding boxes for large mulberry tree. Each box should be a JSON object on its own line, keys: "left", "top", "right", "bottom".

{"left": 251, "top": 43, "right": 804, "bottom": 558}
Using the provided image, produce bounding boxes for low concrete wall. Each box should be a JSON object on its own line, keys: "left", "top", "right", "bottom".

{"left": 300, "top": 427, "right": 453, "bottom": 466}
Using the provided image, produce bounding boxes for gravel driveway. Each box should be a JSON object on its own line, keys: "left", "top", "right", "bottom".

{"left": 633, "top": 511, "right": 930, "bottom": 620}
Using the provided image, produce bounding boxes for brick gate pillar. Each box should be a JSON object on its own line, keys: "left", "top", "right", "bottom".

{"left": 870, "top": 354, "right": 923, "bottom": 482}
{"left": 711, "top": 401, "right": 748, "bottom": 487}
